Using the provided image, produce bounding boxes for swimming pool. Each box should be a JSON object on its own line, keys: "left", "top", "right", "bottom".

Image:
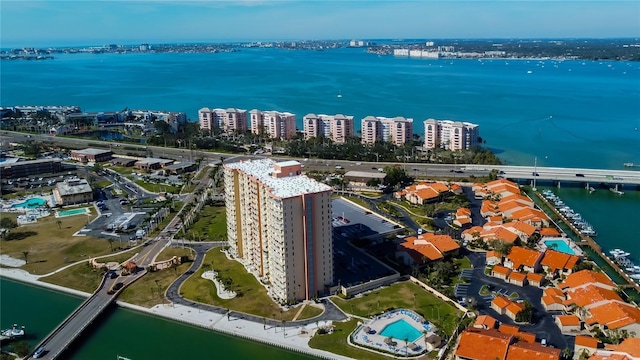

{"left": 11, "top": 198, "right": 47, "bottom": 209}
{"left": 56, "top": 208, "right": 90, "bottom": 217}
{"left": 380, "top": 319, "right": 422, "bottom": 342}
{"left": 544, "top": 239, "right": 575, "bottom": 255}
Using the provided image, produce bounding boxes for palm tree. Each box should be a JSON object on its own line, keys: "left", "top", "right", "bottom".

{"left": 56, "top": 220, "right": 62, "bottom": 229}
{"left": 108, "top": 238, "right": 115, "bottom": 252}
{"left": 22, "top": 251, "right": 29, "bottom": 264}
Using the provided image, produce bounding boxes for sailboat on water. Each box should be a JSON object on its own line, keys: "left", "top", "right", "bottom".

{"left": 337, "top": 91, "right": 342, "bottom": 98}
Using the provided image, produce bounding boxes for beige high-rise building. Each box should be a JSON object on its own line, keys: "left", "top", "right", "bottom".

{"left": 249, "top": 109, "right": 297, "bottom": 139}
{"left": 198, "top": 107, "right": 247, "bottom": 133}
{"left": 360, "top": 116, "right": 414, "bottom": 145}
{"left": 303, "top": 113, "right": 354, "bottom": 143}
{"left": 423, "top": 119, "right": 480, "bottom": 151}
{"left": 224, "top": 159, "right": 334, "bottom": 303}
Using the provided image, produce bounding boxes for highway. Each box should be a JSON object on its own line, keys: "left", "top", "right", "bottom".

{"left": 2, "top": 131, "right": 639, "bottom": 185}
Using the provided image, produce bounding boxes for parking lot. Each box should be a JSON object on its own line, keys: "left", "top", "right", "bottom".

{"left": 331, "top": 198, "right": 400, "bottom": 288}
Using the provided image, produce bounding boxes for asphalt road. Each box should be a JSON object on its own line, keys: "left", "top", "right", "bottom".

{"left": 462, "top": 252, "right": 574, "bottom": 351}
{"left": 0, "top": 131, "right": 491, "bottom": 178}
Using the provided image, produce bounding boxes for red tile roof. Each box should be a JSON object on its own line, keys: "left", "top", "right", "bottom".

{"left": 586, "top": 301, "right": 640, "bottom": 330}
{"left": 559, "top": 270, "right": 616, "bottom": 290}
{"left": 541, "top": 249, "right": 581, "bottom": 272}
{"left": 539, "top": 227, "right": 561, "bottom": 237}
{"left": 492, "top": 265, "right": 512, "bottom": 276}
{"left": 506, "top": 246, "right": 543, "bottom": 269}
{"left": 604, "top": 338, "right": 640, "bottom": 357}
{"left": 574, "top": 335, "right": 598, "bottom": 348}
{"left": 474, "top": 315, "right": 498, "bottom": 329}
{"left": 508, "top": 271, "right": 527, "bottom": 282}
{"left": 498, "top": 324, "right": 520, "bottom": 335}
{"left": 527, "top": 273, "right": 544, "bottom": 284}
{"left": 506, "top": 302, "right": 525, "bottom": 316}
{"left": 492, "top": 296, "right": 512, "bottom": 310}
{"left": 516, "top": 332, "right": 536, "bottom": 344}
{"left": 455, "top": 329, "right": 512, "bottom": 360}
{"left": 556, "top": 314, "right": 581, "bottom": 326}
{"left": 564, "top": 285, "right": 622, "bottom": 308}
{"left": 506, "top": 341, "right": 560, "bottom": 360}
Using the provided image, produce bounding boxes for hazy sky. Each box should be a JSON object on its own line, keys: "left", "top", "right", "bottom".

{"left": 2, "top": 1, "right": 639, "bottom": 47}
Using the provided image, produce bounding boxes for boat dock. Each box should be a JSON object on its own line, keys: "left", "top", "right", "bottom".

{"left": 533, "top": 191, "right": 640, "bottom": 294}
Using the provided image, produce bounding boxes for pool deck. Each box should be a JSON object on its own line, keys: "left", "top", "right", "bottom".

{"left": 351, "top": 309, "right": 436, "bottom": 357}
{"left": 538, "top": 236, "right": 584, "bottom": 256}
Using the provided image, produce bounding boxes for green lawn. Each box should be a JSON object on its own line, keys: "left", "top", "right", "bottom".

{"left": 180, "top": 249, "right": 303, "bottom": 321}
{"left": 134, "top": 180, "right": 180, "bottom": 194}
{"left": 107, "top": 165, "right": 134, "bottom": 175}
{"left": 331, "top": 281, "right": 462, "bottom": 335}
{"left": 343, "top": 196, "right": 370, "bottom": 210}
{"left": 309, "top": 319, "right": 396, "bottom": 360}
{"left": 40, "top": 248, "right": 139, "bottom": 293}
{"left": 185, "top": 205, "right": 227, "bottom": 241}
{"left": 296, "top": 304, "right": 324, "bottom": 321}
{"left": 479, "top": 285, "right": 491, "bottom": 295}
{"left": 95, "top": 180, "right": 113, "bottom": 189}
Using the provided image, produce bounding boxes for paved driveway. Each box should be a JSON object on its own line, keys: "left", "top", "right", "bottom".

{"left": 464, "top": 252, "right": 574, "bottom": 351}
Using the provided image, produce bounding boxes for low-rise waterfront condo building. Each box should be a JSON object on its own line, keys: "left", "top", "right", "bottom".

{"left": 198, "top": 107, "right": 248, "bottom": 133}
{"left": 302, "top": 113, "right": 354, "bottom": 143}
{"left": 360, "top": 116, "right": 413, "bottom": 145}
{"left": 249, "top": 110, "right": 297, "bottom": 140}
{"left": 224, "top": 159, "right": 334, "bottom": 303}
{"left": 423, "top": 119, "right": 479, "bottom": 151}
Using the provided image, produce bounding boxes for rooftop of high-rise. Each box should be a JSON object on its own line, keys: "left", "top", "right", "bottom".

{"left": 225, "top": 159, "right": 332, "bottom": 199}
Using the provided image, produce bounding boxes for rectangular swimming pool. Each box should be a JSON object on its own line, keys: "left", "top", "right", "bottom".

{"left": 380, "top": 319, "right": 422, "bottom": 342}
{"left": 544, "top": 239, "right": 575, "bottom": 255}
{"left": 57, "top": 208, "right": 90, "bottom": 217}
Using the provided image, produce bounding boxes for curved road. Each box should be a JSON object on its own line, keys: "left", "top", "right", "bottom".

{"left": 164, "top": 242, "right": 349, "bottom": 327}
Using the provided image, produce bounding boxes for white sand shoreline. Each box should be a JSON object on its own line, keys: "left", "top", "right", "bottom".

{"left": 0, "top": 269, "right": 353, "bottom": 360}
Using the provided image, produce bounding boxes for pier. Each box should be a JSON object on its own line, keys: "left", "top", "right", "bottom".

{"left": 533, "top": 191, "right": 640, "bottom": 294}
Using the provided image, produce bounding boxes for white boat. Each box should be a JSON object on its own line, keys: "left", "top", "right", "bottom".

{"left": 0, "top": 324, "right": 25, "bottom": 341}
{"left": 630, "top": 274, "right": 640, "bottom": 280}
{"left": 609, "top": 188, "right": 624, "bottom": 195}
{"left": 336, "top": 91, "right": 342, "bottom": 98}
{"left": 609, "top": 249, "right": 631, "bottom": 257}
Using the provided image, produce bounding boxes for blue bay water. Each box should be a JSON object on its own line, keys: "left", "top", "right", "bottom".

{"left": 1, "top": 48, "right": 639, "bottom": 168}
{"left": 1, "top": 48, "right": 640, "bottom": 355}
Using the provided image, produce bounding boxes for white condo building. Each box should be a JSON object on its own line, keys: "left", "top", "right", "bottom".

{"left": 224, "top": 159, "right": 334, "bottom": 303}
{"left": 423, "top": 119, "right": 480, "bottom": 151}
{"left": 249, "top": 110, "right": 297, "bottom": 140}
{"left": 360, "top": 116, "right": 414, "bottom": 145}
{"left": 198, "top": 107, "right": 247, "bottom": 133}
{"left": 303, "top": 113, "right": 355, "bottom": 143}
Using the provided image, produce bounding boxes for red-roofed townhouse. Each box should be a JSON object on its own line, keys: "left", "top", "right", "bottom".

{"left": 454, "top": 207, "right": 473, "bottom": 228}
{"left": 539, "top": 227, "right": 561, "bottom": 237}
{"left": 498, "top": 200, "right": 529, "bottom": 219}
{"left": 564, "top": 284, "right": 622, "bottom": 311}
{"left": 449, "top": 183, "right": 463, "bottom": 194}
{"left": 505, "top": 341, "right": 560, "bottom": 360}
{"left": 599, "top": 338, "right": 640, "bottom": 360}
{"left": 486, "top": 250, "right": 502, "bottom": 266}
{"left": 504, "top": 246, "right": 543, "bottom": 273}
{"left": 527, "top": 273, "right": 545, "bottom": 288}
{"left": 510, "top": 207, "right": 550, "bottom": 228}
{"left": 398, "top": 233, "right": 460, "bottom": 266}
{"left": 502, "top": 221, "right": 537, "bottom": 242}
{"left": 474, "top": 315, "right": 498, "bottom": 330}
{"left": 462, "top": 226, "right": 483, "bottom": 242}
{"left": 584, "top": 301, "right": 640, "bottom": 336}
{"left": 555, "top": 314, "right": 581, "bottom": 334}
{"left": 498, "top": 323, "right": 520, "bottom": 336}
{"left": 507, "top": 271, "right": 528, "bottom": 287}
{"left": 515, "top": 331, "right": 536, "bottom": 344}
{"left": 540, "top": 249, "right": 581, "bottom": 277}
{"left": 491, "top": 296, "right": 512, "bottom": 316}
{"left": 454, "top": 328, "right": 512, "bottom": 360}
{"left": 559, "top": 270, "right": 616, "bottom": 291}
{"left": 505, "top": 302, "right": 525, "bottom": 321}
{"left": 480, "top": 200, "right": 500, "bottom": 218}
{"left": 574, "top": 335, "right": 599, "bottom": 359}
{"left": 541, "top": 288, "right": 566, "bottom": 312}
{"left": 491, "top": 265, "right": 512, "bottom": 280}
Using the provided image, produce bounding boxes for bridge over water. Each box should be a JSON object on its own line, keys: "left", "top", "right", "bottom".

{"left": 463, "top": 165, "right": 640, "bottom": 187}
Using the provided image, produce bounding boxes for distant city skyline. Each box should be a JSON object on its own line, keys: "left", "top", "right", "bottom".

{"left": 1, "top": 1, "right": 639, "bottom": 47}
